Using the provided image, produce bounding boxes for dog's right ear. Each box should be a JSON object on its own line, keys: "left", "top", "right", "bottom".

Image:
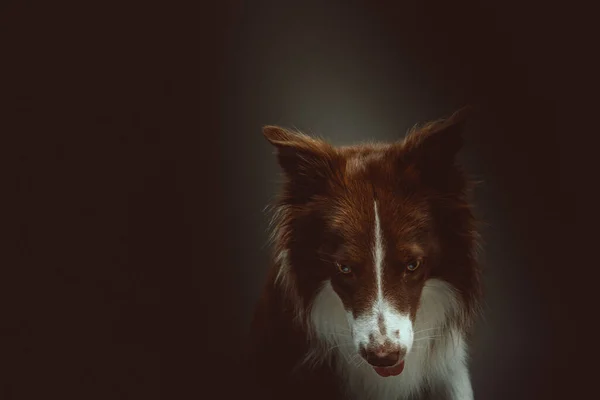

{"left": 263, "top": 126, "right": 339, "bottom": 201}
{"left": 263, "top": 126, "right": 335, "bottom": 178}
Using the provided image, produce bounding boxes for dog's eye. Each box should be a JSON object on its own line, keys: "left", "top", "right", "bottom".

{"left": 335, "top": 262, "right": 352, "bottom": 274}
{"left": 406, "top": 260, "right": 421, "bottom": 271}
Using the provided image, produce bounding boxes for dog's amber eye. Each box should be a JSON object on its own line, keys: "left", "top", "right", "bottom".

{"left": 336, "top": 262, "right": 352, "bottom": 274}
{"left": 406, "top": 260, "right": 421, "bottom": 271}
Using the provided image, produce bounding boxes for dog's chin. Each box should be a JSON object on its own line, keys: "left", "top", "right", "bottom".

{"left": 372, "top": 361, "right": 405, "bottom": 377}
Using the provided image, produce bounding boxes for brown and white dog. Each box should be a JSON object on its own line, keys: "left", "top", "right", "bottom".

{"left": 248, "top": 109, "right": 483, "bottom": 400}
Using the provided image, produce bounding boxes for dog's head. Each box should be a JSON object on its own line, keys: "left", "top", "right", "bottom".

{"left": 264, "top": 109, "right": 480, "bottom": 375}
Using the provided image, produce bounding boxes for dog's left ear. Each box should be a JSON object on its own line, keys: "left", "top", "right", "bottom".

{"left": 402, "top": 106, "right": 472, "bottom": 169}
{"left": 399, "top": 107, "right": 472, "bottom": 191}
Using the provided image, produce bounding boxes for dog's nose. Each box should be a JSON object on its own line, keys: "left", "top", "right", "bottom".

{"left": 361, "top": 344, "right": 406, "bottom": 367}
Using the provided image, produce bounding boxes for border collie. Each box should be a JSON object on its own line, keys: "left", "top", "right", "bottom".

{"left": 249, "top": 108, "right": 482, "bottom": 400}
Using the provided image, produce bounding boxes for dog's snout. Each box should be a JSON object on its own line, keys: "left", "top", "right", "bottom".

{"left": 361, "top": 343, "right": 406, "bottom": 367}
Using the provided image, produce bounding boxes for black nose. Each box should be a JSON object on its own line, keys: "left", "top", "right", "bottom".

{"left": 361, "top": 345, "right": 405, "bottom": 367}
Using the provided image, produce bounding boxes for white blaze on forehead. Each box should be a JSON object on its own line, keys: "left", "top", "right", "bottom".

{"left": 373, "top": 201, "right": 384, "bottom": 303}
{"left": 344, "top": 201, "right": 414, "bottom": 354}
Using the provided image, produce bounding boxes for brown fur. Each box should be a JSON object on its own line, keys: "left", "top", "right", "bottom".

{"left": 247, "top": 108, "right": 482, "bottom": 400}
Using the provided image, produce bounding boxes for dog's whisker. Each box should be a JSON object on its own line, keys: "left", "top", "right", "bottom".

{"left": 414, "top": 335, "right": 444, "bottom": 341}
{"left": 319, "top": 323, "right": 353, "bottom": 332}
{"left": 315, "top": 331, "right": 353, "bottom": 339}
{"left": 413, "top": 327, "right": 443, "bottom": 334}
{"left": 323, "top": 343, "right": 353, "bottom": 354}
{"left": 351, "top": 354, "right": 365, "bottom": 368}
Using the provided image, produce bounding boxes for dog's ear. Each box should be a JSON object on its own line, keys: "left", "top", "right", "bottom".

{"left": 399, "top": 107, "right": 472, "bottom": 190}
{"left": 263, "top": 126, "right": 339, "bottom": 202}
{"left": 403, "top": 107, "right": 471, "bottom": 166}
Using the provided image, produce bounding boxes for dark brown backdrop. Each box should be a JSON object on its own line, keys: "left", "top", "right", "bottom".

{"left": 4, "top": 0, "right": 589, "bottom": 399}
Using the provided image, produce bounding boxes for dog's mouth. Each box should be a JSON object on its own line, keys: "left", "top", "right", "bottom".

{"left": 373, "top": 360, "right": 405, "bottom": 377}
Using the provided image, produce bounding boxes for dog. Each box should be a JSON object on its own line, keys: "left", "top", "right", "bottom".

{"left": 248, "top": 108, "right": 482, "bottom": 400}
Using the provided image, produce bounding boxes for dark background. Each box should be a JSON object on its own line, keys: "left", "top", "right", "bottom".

{"left": 3, "top": 0, "right": 590, "bottom": 399}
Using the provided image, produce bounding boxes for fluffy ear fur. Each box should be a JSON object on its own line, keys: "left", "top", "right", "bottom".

{"left": 400, "top": 107, "right": 472, "bottom": 192}
{"left": 263, "top": 126, "right": 340, "bottom": 204}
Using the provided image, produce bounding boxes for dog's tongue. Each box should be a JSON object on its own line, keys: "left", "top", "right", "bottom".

{"left": 373, "top": 361, "right": 405, "bottom": 377}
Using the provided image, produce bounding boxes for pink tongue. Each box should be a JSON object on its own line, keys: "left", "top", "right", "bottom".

{"left": 373, "top": 361, "right": 405, "bottom": 377}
